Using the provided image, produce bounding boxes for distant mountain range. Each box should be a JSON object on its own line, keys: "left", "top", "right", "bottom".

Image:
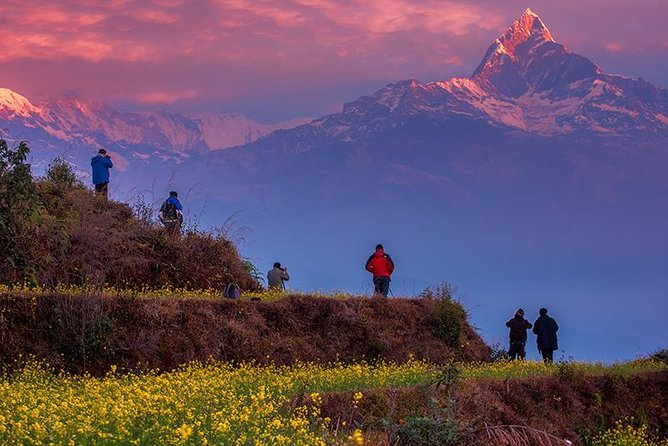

{"left": 244, "top": 8, "right": 667, "bottom": 158}
{"left": 2, "top": 8, "right": 667, "bottom": 177}
{"left": 0, "top": 87, "right": 310, "bottom": 171}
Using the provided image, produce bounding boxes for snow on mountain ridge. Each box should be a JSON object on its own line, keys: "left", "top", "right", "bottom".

{"left": 0, "top": 87, "right": 310, "bottom": 164}
{"left": 473, "top": 8, "right": 554, "bottom": 77}
{"left": 0, "top": 88, "right": 43, "bottom": 118}
{"left": 194, "top": 113, "right": 311, "bottom": 150}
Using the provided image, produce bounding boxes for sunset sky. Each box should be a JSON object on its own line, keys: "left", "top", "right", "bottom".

{"left": 1, "top": 0, "right": 666, "bottom": 121}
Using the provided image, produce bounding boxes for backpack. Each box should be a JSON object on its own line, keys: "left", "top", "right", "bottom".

{"left": 223, "top": 283, "right": 241, "bottom": 299}
{"left": 161, "top": 201, "right": 178, "bottom": 221}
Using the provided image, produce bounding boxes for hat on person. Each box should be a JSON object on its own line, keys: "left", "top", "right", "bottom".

{"left": 539, "top": 308, "right": 548, "bottom": 315}
{"left": 169, "top": 191, "right": 178, "bottom": 197}
{"left": 516, "top": 308, "right": 525, "bottom": 316}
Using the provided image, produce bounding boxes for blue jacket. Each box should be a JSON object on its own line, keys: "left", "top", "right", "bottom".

{"left": 91, "top": 155, "right": 113, "bottom": 185}
{"left": 165, "top": 196, "right": 183, "bottom": 211}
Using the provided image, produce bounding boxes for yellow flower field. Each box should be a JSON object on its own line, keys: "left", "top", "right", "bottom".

{"left": 0, "top": 283, "right": 360, "bottom": 302}
{"left": 0, "top": 360, "right": 431, "bottom": 445}
{"left": 0, "top": 359, "right": 663, "bottom": 445}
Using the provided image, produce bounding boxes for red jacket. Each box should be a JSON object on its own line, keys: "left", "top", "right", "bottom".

{"left": 365, "top": 250, "right": 395, "bottom": 277}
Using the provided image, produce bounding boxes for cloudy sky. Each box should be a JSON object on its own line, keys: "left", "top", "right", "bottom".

{"left": 1, "top": 0, "right": 666, "bottom": 121}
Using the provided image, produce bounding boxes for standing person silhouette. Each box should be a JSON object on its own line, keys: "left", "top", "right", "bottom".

{"left": 365, "top": 244, "right": 394, "bottom": 297}
{"left": 505, "top": 308, "right": 532, "bottom": 360}
{"left": 533, "top": 308, "right": 559, "bottom": 363}
{"left": 159, "top": 191, "right": 183, "bottom": 234}
{"left": 91, "top": 148, "right": 113, "bottom": 198}
{"left": 267, "top": 262, "right": 290, "bottom": 290}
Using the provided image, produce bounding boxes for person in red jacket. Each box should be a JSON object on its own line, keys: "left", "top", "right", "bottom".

{"left": 365, "top": 244, "right": 395, "bottom": 297}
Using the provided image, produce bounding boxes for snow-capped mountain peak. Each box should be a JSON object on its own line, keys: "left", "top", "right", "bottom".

{"left": 0, "top": 88, "right": 42, "bottom": 118}
{"left": 499, "top": 8, "right": 554, "bottom": 54}
{"left": 473, "top": 9, "right": 556, "bottom": 79}
{"left": 471, "top": 9, "right": 603, "bottom": 98}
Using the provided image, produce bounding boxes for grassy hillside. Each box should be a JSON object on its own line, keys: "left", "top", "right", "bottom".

{"left": 0, "top": 142, "right": 257, "bottom": 290}
{"left": 0, "top": 290, "right": 490, "bottom": 375}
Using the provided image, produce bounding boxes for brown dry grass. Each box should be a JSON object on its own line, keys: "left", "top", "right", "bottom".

{"left": 1, "top": 179, "right": 257, "bottom": 290}
{"left": 0, "top": 293, "right": 490, "bottom": 375}
{"left": 318, "top": 371, "right": 668, "bottom": 445}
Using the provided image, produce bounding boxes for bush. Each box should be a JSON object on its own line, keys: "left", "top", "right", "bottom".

{"left": 489, "top": 342, "right": 510, "bottom": 362}
{"left": 0, "top": 140, "right": 40, "bottom": 285}
{"left": 651, "top": 348, "right": 668, "bottom": 365}
{"left": 46, "top": 156, "right": 80, "bottom": 189}
{"left": 422, "top": 283, "right": 466, "bottom": 349}
{"left": 395, "top": 416, "right": 459, "bottom": 446}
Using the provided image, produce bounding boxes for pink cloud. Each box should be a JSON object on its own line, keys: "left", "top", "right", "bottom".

{"left": 605, "top": 42, "right": 624, "bottom": 52}
{"left": 132, "top": 9, "right": 179, "bottom": 24}
{"left": 0, "top": 0, "right": 665, "bottom": 121}
{"left": 136, "top": 90, "right": 198, "bottom": 104}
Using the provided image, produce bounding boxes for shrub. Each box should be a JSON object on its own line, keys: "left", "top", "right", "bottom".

{"left": 0, "top": 140, "right": 40, "bottom": 285}
{"left": 395, "top": 416, "right": 459, "bottom": 446}
{"left": 651, "top": 348, "right": 668, "bottom": 365}
{"left": 489, "top": 341, "right": 510, "bottom": 362}
{"left": 433, "top": 362, "right": 461, "bottom": 397}
{"left": 422, "top": 283, "right": 466, "bottom": 349}
{"left": 46, "top": 156, "right": 80, "bottom": 189}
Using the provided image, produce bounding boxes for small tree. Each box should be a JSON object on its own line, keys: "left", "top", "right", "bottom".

{"left": 0, "top": 140, "right": 40, "bottom": 284}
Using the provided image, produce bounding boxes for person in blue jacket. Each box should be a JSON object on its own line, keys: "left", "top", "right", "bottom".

{"left": 91, "top": 148, "right": 113, "bottom": 198}
{"left": 159, "top": 191, "right": 184, "bottom": 232}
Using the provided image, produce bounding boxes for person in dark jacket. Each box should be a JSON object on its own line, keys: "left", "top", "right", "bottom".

{"left": 533, "top": 308, "right": 559, "bottom": 363}
{"left": 267, "top": 262, "right": 290, "bottom": 290}
{"left": 91, "top": 148, "right": 113, "bottom": 198}
{"left": 365, "top": 244, "right": 394, "bottom": 297}
{"left": 159, "top": 191, "right": 183, "bottom": 233}
{"left": 505, "top": 308, "right": 532, "bottom": 360}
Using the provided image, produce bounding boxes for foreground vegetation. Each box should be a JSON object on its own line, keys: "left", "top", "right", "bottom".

{"left": 0, "top": 359, "right": 664, "bottom": 445}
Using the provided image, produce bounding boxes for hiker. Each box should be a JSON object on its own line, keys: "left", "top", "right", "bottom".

{"left": 159, "top": 191, "right": 183, "bottom": 233}
{"left": 505, "top": 308, "right": 532, "bottom": 360}
{"left": 267, "top": 262, "right": 289, "bottom": 290}
{"left": 91, "top": 148, "right": 113, "bottom": 198}
{"left": 533, "top": 308, "right": 559, "bottom": 363}
{"left": 365, "top": 244, "right": 394, "bottom": 297}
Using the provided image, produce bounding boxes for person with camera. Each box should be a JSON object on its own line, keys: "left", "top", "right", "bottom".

{"left": 267, "top": 262, "right": 290, "bottom": 290}
{"left": 505, "top": 308, "right": 532, "bottom": 360}
{"left": 91, "top": 148, "right": 113, "bottom": 198}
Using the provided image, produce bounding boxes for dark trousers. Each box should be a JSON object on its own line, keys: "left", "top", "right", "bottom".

{"left": 95, "top": 182, "right": 109, "bottom": 198}
{"left": 540, "top": 348, "right": 555, "bottom": 363}
{"left": 508, "top": 341, "right": 526, "bottom": 360}
{"left": 373, "top": 276, "right": 390, "bottom": 297}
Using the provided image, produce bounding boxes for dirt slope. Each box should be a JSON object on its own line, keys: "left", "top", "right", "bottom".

{"left": 0, "top": 293, "right": 490, "bottom": 375}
